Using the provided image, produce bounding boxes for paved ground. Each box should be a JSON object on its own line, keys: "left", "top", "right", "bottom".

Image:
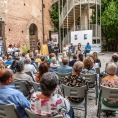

{"left": 59, "top": 52, "right": 118, "bottom": 118}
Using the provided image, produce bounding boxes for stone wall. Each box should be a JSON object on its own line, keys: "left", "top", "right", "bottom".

{"left": 0, "top": 0, "right": 53, "bottom": 49}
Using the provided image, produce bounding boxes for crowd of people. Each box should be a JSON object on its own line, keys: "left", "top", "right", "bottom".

{"left": 0, "top": 42, "right": 118, "bottom": 118}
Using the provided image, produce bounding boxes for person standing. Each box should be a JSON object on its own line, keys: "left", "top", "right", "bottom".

{"left": 37, "top": 40, "right": 41, "bottom": 53}
{"left": 54, "top": 44, "right": 59, "bottom": 59}
{"left": 83, "top": 42, "right": 91, "bottom": 57}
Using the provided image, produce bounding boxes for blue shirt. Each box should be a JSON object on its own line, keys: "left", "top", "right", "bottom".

{"left": 5, "top": 60, "right": 12, "bottom": 65}
{"left": 69, "top": 60, "right": 77, "bottom": 67}
{"left": 57, "top": 65, "right": 72, "bottom": 74}
{"left": 85, "top": 45, "right": 91, "bottom": 50}
{"left": 0, "top": 85, "right": 30, "bottom": 118}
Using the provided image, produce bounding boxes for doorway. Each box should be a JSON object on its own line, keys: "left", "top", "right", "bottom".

{"left": 29, "top": 23, "right": 38, "bottom": 51}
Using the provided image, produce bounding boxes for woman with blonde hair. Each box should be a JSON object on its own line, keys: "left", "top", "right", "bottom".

{"left": 0, "top": 61, "right": 5, "bottom": 70}
{"left": 92, "top": 52, "right": 101, "bottom": 67}
{"left": 82, "top": 56, "right": 96, "bottom": 74}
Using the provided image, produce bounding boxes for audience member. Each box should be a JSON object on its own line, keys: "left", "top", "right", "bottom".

{"left": 14, "top": 61, "right": 33, "bottom": 83}
{"left": 29, "top": 51, "right": 35, "bottom": 63}
{"left": 5, "top": 56, "right": 12, "bottom": 65}
{"left": 2, "top": 56, "right": 7, "bottom": 63}
{"left": 34, "top": 50, "right": 38, "bottom": 57}
{"left": 36, "top": 63, "right": 48, "bottom": 82}
{"left": 78, "top": 53, "right": 84, "bottom": 62}
{"left": 35, "top": 54, "right": 41, "bottom": 63}
{"left": 82, "top": 56, "right": 96, "bottom": 74}
{"left": 76, "top": 43, "right": 82, "bottom": 55}
{"left": 40, "top": 56, "right": 46, "bottom": 63}
{"left": 0, "top": 69, "right": 30, "bottom": 118}
{"left": 47, "top": 53, "right": 55, "bottom": 63}
{"left": 102, "top": 62, "right": 118, "bottom": 108}
{"left": 30, "top": 72, "right": 74, "bottom": 118}
{"left": 7, "top": 44, "right": 14, "bottom": 55}
{"left": 10, "top": 60, "right": 17, "bottom": 73}
{"left": 63, "top": 61, "right": 86, "bottom": 102}
{"left": 25, "top": 50, "right": 30, "bottom": 58}
{"left": 83, "top": 42, "right": 91, "bottom": 57}
{"left": 50, "top": 57, "right": 59, "bottom": 68}
{"left": 69, "top": 55, "right": 77, "bottom": 67}
{"left": 57, "top": 57, "right": 72, "bottom": 73}
{"left": 24, "top": 58, "right": 37, "bottom": 79}
{"left": 21, "top": 52, "right": 26, "bottom": 62}
{"left": 13, "top": 52, "right": 19, "bottom": 60}
{"left": 0, "top": 61, "right": 5, "bottom": 70}
{"left": 92, "top": 52, "right": 101, "bottom": 68}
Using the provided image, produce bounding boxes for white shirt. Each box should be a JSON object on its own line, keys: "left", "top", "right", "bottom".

{"left": 63, "top": 46, "right": 68, "bottom": 52}
{"left": 24, "top": 64, "right": 37, "bottom": 79}
{"left": 7, "top": 48, "right": 14, "bottom": 53}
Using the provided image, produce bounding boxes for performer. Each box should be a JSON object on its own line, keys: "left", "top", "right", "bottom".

{"left": 37, "top": 40, "right": 41, "bottom": 53}
{"left": 68, "top": 43, "right": 75, "bottom": 60}
{"left": 83, "top": 42, "right": 91, "bottom": 57}
{"left": 63, "top": 44, "right": 68, "bottom": 57}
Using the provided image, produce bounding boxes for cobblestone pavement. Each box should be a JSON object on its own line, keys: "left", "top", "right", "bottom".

{"left": 59, "top": 52, "right": 118, "bottom": 118}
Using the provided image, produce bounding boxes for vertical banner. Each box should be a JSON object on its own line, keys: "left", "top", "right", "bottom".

{"left": 51, "top": 32, "right": 58, "bottom": 45}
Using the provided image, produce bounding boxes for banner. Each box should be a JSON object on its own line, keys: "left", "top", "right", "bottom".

{"left": 51, "top": 32, "right": 58, "bottom": 45}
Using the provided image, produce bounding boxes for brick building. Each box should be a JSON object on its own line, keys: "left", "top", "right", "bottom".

{"left": 0, "top": 0, "right": 53, "bottom": 52}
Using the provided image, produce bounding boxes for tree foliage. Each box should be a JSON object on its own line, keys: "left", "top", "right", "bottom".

{"left": 91, "top": 0, "right": 118, "bottom": 51}
{"left": 50, "top": 3, "right": 59, "bottom": 32}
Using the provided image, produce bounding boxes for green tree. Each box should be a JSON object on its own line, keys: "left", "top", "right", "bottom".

{"left": 50, "top": 3, "right": 59, "bottom": 32}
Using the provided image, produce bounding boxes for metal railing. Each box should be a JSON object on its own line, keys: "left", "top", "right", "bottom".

{"left": 60, "top": 0, "right": 100, "bottom": 27}
{"left": 63, "top": 24, "right": 100, "bottom": 45}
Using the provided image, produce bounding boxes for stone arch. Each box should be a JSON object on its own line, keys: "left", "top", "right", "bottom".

{"left": 29, "top": 23, "right": 38, "bottom": 51}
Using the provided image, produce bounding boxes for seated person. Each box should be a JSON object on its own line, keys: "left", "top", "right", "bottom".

{"left": 13, "top": 52, "right": 19, "bottom": 60}
{"left": 57, "top": 57, "right": 72, "bottom": 74}
{"left": 78, "top": 53, "right": 84, "bottom": 62}
{"left": 82, "top": 56, "right": 96, "bottom": 74}
{"left": 47, "top": 53, "right": 55, "bottom": 63}
{"left": 63, "top": 61, "right": 86, "bottom": 102}
{"left": 92, "top": 52, "right": 101, "bottom": 68}
{"left": 30, "top": 72, "right": 74, "bottom": 118}
{"left": 50, "top": 57, "right": 60, "bottom": 68}
{"left": 0, "top": 69, "right": 30, "bottom": 118}
{"left": 69, "top": 55, "right": 77, "bottom": 67}
{"left": 0, "top": 61, "right": 5, "bottom": 70}
{"left": 35, "top": 54, "right": 41, "bottom": 63}
{"left": 14, "top": 61, "right": 33, "bottom": 83}
{"left": 35, "top": 63, "right": 48, "bottom": 82}
{"left": 83, "top": 42, "right": 91, "bottom": 57}
{"left": 102, "top": 62, "right": 118, "bottom": 108}
{"left": 5, "top": 56, "right": 12, "bottom": 66}
{"left": 10, "top": 60, "right": 17, "bottom": 73}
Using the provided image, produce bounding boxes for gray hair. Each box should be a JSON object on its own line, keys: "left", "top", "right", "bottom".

{"left": 106, "top": 62, "right": 117, "bottom": 75}
{"left": 37, "top": 54, "right": 41, "bottom": 58}
{"left": 15, "top": 52, "right": 18, "bottom": 56}
{"left": 15, "top": 61, "right": 24, "bottom": 72}
{"left": 73, "top": 61, "right": 84, "bottom": 72}
{"left": 40, "top": 72, "right": 58, "bottom": 96}
{"left": 25, "top": 58, "right": 31, "bottom": 64}
{"left": 51, "top": 57, "right": 56, "bottom": 64}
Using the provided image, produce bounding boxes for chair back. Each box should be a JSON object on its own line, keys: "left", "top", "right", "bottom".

{"left": 62, "top": 84, "right": 86, "bottom": 98}
{"left": 95, "top": 68, "right": 100, "bottom": 74}
{"left": 31, "top": 82, "right": 41, "bottom": 92}
{"left": 0, "top": 104, "right": 21, "bottom": 118}
{"left": 100, "top": 85, "right": 118, "bottom": 100}
{"left": 56, "top": 72, "right": 71, "bottom": 84}
{"left": 25, "top": 71, "right": 35, "bottom": 81}
{"left": 25, "top": 108, "right": 63, "bottom": 118}
{"left": 80, "top": 73, "right": 97, "bottom": 82}
{"left": 13, "top": 81, "right": 30, "bottom": 99}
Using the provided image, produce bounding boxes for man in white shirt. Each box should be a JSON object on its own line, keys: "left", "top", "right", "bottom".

{"left": 24, "top": 58, "right": 37, "bottom": 80}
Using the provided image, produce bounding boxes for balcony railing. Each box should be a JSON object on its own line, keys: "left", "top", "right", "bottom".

{"left": 63, "top": 24, "right": 100, "bottom": 45}
{"left": 60, "top": 0, "right": 100, "bottom": 27}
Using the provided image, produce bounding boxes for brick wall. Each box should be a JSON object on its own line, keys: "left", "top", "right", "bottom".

{"left": 0, "top": 0, "right": 53, "bottom": 49}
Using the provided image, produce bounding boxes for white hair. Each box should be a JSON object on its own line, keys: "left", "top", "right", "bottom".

{"left": 15, "top": 52, "right": 18, "bottom": 56}
{"left": 51, "top": 57, "right": 56, "bottom": 64}
{"left": 106, "top": 62, "right": 117, "bottom": 75}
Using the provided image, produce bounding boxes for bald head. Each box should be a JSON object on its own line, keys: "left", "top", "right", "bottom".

{"left": 25, "top": 58, "right": 31, "bottom": 64}
{"left": 0, "top": 69, "right": 13, "bottom": 84}
{"left": 62, "top": 58, "right": 68, "bottom": 65}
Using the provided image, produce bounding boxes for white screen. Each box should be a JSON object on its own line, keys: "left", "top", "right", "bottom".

{"left": 71, "top": 30, "right": 92, "bottom": 46}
